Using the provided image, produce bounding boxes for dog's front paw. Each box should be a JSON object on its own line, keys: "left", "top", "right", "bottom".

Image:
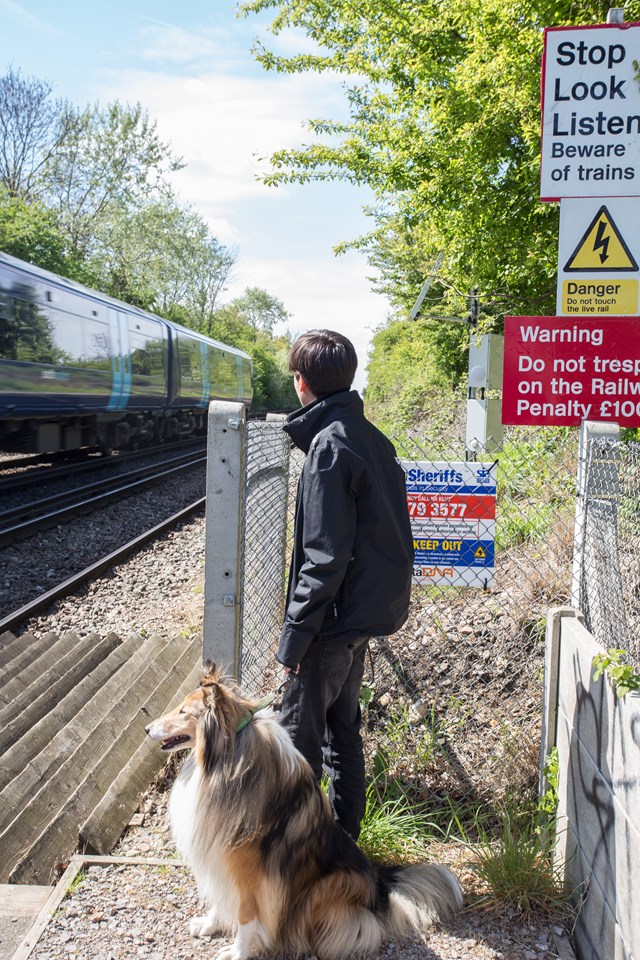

{"left": 190, "top": 913, "right": 221, "bottom": 938}
{"left": 215, "top": 947, "right": 244, "bottom": 960}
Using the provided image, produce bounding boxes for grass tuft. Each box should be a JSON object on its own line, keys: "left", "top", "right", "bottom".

{"left": 466, "top": 808, "right": 571, "bottom": 920}
{"left": 358, "top": 783, "right": 437, "bottom": 864}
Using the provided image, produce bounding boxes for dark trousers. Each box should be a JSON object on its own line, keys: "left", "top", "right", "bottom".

{"left": 278, "top": 635, "right": 369, "bottom": 840}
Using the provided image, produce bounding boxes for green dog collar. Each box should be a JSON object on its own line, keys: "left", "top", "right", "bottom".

{"left": 235, "top": 693, "right": 275, "bottom": 733}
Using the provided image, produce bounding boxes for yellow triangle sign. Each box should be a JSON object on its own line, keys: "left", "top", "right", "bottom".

{"left": 564, "top": 205, "right": 639, "bottom": 273}
{"left": 474, "top": 545, "right": 486, "bottom": 559}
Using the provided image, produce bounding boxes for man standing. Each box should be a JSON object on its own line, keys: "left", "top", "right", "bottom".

{"left": 277, "top": 329, "right": 414, "bottom": 840}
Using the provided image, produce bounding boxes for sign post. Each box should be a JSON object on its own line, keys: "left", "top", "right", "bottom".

{"left": 502, "top": 15, "right": 640, "bottom": 431}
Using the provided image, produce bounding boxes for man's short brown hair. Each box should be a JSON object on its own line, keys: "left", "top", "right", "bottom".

{"left": 288, "top": 329, "right": 357, "bottom": 396}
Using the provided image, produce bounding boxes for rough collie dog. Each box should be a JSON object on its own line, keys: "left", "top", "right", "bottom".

{"left": 146, "top": 662, "right": 462, "bottom": 960}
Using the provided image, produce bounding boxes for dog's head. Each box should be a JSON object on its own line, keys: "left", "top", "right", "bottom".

{"left": 145, "top": 662, "right": 255, "bottom": 771}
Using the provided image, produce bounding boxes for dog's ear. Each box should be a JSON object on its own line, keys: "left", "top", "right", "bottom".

{"left": 202, "top": 682, "right": 219, "bottom": 710}
{"left": 200, "top": 661, "right": 219, "bottom": 689}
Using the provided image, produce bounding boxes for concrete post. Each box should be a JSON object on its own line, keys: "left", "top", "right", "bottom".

{"left": 202, "top": 401, "right": 246, "bottom": 673}
{"left": 540, "top": 605, "right": 580, "bottom": 798}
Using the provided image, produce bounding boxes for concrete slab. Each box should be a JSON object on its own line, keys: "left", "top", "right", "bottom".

{"left": 0, "top": 883, "right": 52, "bottom": 960}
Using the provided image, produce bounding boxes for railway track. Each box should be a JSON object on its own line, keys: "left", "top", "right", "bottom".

{"left": 0, "top": 438, "right": 206, "bottom": 494}
{"left": 0, "top": 497, "right": 205, "bottom": 635}
{"left": 0, "top": 448, "right": 101, "bottom": 473}
{"left": 0, "top": 448, "right": 206, "bottom": 547}
{"left": 0, "top": 441, "right": 208, "bottom": 624}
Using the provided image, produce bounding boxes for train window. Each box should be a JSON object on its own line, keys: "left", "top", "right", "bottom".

{"left": 46, "top": 308, "right": 110, "bottom": 369}
{"left": 176, "top": 332, "right": 202, "bottom": 399}
{"left": 0, "top": 292, "right": 10, "bottom": 320}
{"left": 0, "top": 297, "right": 57, "bottom": 363}
{"left": 85, "top": 317, "right": 111, "bottom": 370}
{"left": 209, "top": 346, "right": 238, "bottom": 399}
{"left": 127, "top": 316, "right": 166, "bottom": 390}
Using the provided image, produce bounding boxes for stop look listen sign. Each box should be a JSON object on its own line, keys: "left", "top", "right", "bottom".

{"left": 540, "top": 21, "right": 640, "bottom": 200}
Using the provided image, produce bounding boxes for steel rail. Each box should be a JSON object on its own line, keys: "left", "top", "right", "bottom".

{"left": 0, "top": 449, "right": 207, "bottom": 526}
{"left": 0, "top": 455, "right": 206, "bottom": 548}
{"left": 0, "top": 448, "right": 101, "bottom": 473}
{"left": 0, "top": 498, "right": 206, "bottom": 636}
{"left": 0, "top": 439, "right": 206, "bottom": 494}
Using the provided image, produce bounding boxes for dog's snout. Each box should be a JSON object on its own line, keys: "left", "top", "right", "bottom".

{"left": 145, "top": 724, "right": 151, "bottom": 735}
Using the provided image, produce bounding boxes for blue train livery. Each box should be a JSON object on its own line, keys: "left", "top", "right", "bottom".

{"left": 0, "top": 251, "right": 253, "bottom": 452}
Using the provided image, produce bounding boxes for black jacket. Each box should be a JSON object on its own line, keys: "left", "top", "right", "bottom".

{"left": 277, "top": 390, "right": 414, "bottom": 667}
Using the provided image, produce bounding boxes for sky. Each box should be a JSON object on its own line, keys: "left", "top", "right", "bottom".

{"left": 0, "top": 0, "right": 393, "bottom": 391}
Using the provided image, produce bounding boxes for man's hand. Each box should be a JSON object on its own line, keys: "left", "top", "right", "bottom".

{"left": 284, "top": 664, "right": 300, "bottom": 675}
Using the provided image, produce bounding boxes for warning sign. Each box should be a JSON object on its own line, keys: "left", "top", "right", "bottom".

{"left": 402, "top": 461, "right": 496, "bottom": 588}
{"left": 557, "top": 197, "right": 640, "bottom": 315}
{"left": 502, "top": 315, "right": 640, "bottom": 427}
{"left": 564, "top": 205, "right": 638, "bottom": 272}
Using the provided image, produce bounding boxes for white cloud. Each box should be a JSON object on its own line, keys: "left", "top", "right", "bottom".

{"left": 96, "top": 18, "right": 391, "bottom": 391}
{"left": 101, "top": 64, "right": 343, "bottom": 212}
{"left": 135, "top": 23, "right": 235, "bottom": 67}
{"left": 0, "top": 0, "right": 58, "bottom": 34}
{"left": 228, "top": 252, "right": 390, "bottom": 391}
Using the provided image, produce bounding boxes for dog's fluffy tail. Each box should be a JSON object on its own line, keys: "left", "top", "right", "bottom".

{"left": 384, "top": 863, "right": 463, "bottom": 938}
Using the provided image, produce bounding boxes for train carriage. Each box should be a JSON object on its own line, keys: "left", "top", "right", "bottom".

{"left": 0, "top": 251, "right": 252, "bottom": 452}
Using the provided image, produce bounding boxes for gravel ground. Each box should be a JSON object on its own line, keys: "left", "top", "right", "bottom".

{"left": 13, "top": 511, "right": 207, "bottom": 643}
{"left": 1, "top": 465, "right": 206, "bottom": 621}
{"left": 6, "top": 507, "right": 575, "bottom": 960}
{"left": 28, "top": 857, "right": 572, "bottom": 960}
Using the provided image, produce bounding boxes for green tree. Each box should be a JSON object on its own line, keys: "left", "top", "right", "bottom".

{"left": 43, "top": 100, "right": 184, "bottom": 263}
{"left": 87, "top": 199, "right": 236, "bottom": 315}
{"left": 240, "top": 0, "right": 618, "bottom": 325}
{"left": 0, "top": 187, "right": 69, "bottom": 273}
{"left": 0, "top": 67, "right": 70, "bottom": 202}
{"left": 227, "top": 286, "right": 290, "bottom": 332}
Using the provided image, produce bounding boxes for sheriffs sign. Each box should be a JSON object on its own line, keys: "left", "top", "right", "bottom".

{"left": 402, "top": 461, "right": 496, "bottom": 588}
{"left": 541, "top": 22, "right": 640, "bottom": 200}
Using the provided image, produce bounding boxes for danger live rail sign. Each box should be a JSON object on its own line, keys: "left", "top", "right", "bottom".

{"left": 541, "top": 22, "right": 640, "bottom": 200}
{"left": 556, "top": 197, "right": 640, "bottom": 314}
{"left": 502, "top": 316, "right": 640, "bottom": 427}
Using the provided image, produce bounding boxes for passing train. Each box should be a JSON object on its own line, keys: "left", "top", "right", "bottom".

{"left": 0, "top": 251, "right": 253, "bottom": 453}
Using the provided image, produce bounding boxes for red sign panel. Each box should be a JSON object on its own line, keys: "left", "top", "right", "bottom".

{"left": 407, "top": 493, "right": 496, "bottom": 521}
{"left": 503, "top": 315, "right": 640, "bottom": 426}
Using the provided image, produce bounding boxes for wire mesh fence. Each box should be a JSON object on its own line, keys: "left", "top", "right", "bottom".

{"left": 580, "top": 436, "right": 640, "bottom": 670}
{"left": 237, "top": 413, "right": 589, "bottom": 822}
{"left": 238, "top": 417, "right": 292, "bottom": 693}
{"left": 368, "top": 428, "right": 578, "bottom": 818}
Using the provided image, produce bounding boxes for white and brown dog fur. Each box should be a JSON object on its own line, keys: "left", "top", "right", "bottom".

{"left": 146, "top": 662, "right": 462, "bottom": 960}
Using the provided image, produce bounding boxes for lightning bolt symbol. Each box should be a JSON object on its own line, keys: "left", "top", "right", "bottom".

{"left": 594, "top": 218, "right": 610, "bottom": 264}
